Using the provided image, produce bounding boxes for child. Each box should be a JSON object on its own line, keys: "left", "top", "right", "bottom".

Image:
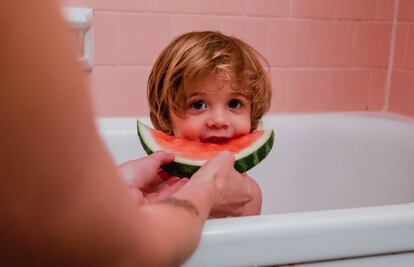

{"left": 146, "top": 31, "right": 272, "bottom": 216}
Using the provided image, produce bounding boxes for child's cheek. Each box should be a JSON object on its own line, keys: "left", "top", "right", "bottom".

{"left": 182, "top": 129, "right": 202, "bottom": 142}
{"left": 174, "top": 121, "right": 202, "bottom": 142}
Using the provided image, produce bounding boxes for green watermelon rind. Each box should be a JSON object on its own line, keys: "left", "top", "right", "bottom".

{"left": 234, "top": 131, "right": 273, "bottom": 173}
{"left": 137, "top": 120, "right": 274, "bottom": 178}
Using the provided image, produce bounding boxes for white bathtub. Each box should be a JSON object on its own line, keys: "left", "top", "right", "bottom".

{"left": 97, "top": 112, "right": 414, "bottom": 267}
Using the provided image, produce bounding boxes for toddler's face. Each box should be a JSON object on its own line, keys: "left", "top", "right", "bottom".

{"left": 170, "top": 75, "right": 251, "bottom": 143}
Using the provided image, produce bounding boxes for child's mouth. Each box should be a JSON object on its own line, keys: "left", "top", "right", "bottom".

{"left": 202, "top": 136, "right": 231, "bottom": 144}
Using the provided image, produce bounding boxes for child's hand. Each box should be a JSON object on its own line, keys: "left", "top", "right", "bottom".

{"left": 118, "top": 151, "right": 188, "bottom": 205}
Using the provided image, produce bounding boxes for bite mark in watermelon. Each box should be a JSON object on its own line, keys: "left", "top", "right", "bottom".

{"left": 137, "top": 120, "right": 274, "bottom": 178}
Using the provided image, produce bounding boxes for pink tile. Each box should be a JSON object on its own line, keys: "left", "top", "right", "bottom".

{"left": 374, "top": 0, "right": 394, "bottom": 20}
{"left": 291, "top": 0, "right": 334, "bottom": 19}
{"left": 266, "top": 20, "right": 312, "bottom": 67}
{"left": 198, "top": 0, "right": 243, "bottom": 15}
{"left": 286, "top": 70, "right": 332, "bottom": 112}
{"left": 220, "top": 17, "right": 245, "bottom": 39}
{"left": 352, "top": 22, "right": 392, "bottom": 67}
{"left": 243, "top": 20, "right": 269, "bottom": 59}
{"left": 368, "top": 69, "right": 387, "bottom": 110}
{"left": 269, "top": 68, "right": 289, "bottom": 112}
{"left": 407, "top": 25, "right": 414, "bottom": 70}
{"left": 91, "top": 66, "right": 151, "bottom": 116}
{"left": 310, "top": 21, "right": 353, "bottom": 67}
{"left": 59, "top": 0, "right": 92, "bottom": 7}
{"left": 120, "top": 14, "right": 172, "bottom": 65}
{"left": 145, "top": 0, "right": 197, "bottom": 13}
{"left": 93, "top": 12, "right": 120, "bottom": 65}
{"left": 172, "top": 15, "right": 221, "bottom": 36}
{"left": 398, "top": 0, "right": 414, "bottom": 21}
{"left": 389, "top": 71, "right": 414, "bottom": 116}
{"left": 245, "top": 0, "right": 290, "bottom": 17}
{"left": 334, "top": 0, "right": 375, "bottom": 20}
{"left": 329, "top": 70, "right": 370, "bottom": 111}
{"left": 220, "top": 17, "right": 268, "bottom": 57}
{"left": 394, "top": 23, "right": 410, "bottom": 69}
{"left": 89, "top": 0, "right": 145, "bottom": 11}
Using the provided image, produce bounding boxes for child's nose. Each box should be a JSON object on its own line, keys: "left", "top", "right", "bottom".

{"left": 206, "top": 109, "right": 229, "bottom": 129}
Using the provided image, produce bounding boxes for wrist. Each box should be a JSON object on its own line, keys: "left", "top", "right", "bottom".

{"left": 160, "top": 197, "right": 200, "bottom": 217}
{"left": 172, "top": 177, "right": 216, "bottom": 220}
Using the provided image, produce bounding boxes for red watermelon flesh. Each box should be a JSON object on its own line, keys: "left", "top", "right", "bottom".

{"left": 137, "top": 120, "right": 274, "bottom": 178}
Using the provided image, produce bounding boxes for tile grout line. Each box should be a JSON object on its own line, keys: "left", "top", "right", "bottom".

{"left": 383, "top": 0, "right": 399, "bottom": 111}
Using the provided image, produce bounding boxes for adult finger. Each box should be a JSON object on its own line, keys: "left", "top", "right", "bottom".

{"left": 158, "top": 170, "right": 173, "bottom": 181}
{"left": 148, "top": 151, "right": 175, "bottom": 168}
{"left": 208, "top": 151, "right": 235, "bottom": 166}
{"left": 145, "top": 178, "right": 189, "bottom": 203}
{"left": 197, "top": 151, "right": 235, "bottom": 178}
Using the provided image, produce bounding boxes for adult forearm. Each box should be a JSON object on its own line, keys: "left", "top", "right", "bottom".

{"left": 0, "top": 0, "right": 170, "bottom": 265}
{"left": 132, "top": 206, "right": 204, "bottom": 266}
{"left": 129, "top": 181, "right": 216, "bottom": 266}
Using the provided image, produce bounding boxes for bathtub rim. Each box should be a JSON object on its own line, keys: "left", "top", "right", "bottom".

{"left": 185, "top": 202, "right": 414, "bottom": 266}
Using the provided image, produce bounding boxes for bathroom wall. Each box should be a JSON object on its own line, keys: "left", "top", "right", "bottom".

{"left": 389, "top": 0, "right": 414, "bottom": 117}
{"left": 59, "top": 0, "right": 413, "bottom": 118}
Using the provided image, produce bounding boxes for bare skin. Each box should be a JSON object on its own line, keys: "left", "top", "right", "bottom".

{"left": 0, "top": 1, "right": 253, "bottom": 266}
{"left": 240, "top": 174, "right": 263, "bottom": 216}
{"left": 169, "top": 76, "right": 263, "bottom": 217}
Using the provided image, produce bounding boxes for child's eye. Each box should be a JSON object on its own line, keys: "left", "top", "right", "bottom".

{"left": 228, "top": 99, "right": 243, "bottom": 109}
{"left": 190, "top": 100, "right": 207, "bottom": 110}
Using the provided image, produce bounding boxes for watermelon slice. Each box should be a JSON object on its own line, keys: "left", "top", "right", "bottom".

{"left": 137, "top": 120, "right": 274, "bottom": 178}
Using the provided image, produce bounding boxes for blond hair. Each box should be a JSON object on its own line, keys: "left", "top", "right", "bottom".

{"left": 147, "top": 31, "right": 271, "bottom": 135}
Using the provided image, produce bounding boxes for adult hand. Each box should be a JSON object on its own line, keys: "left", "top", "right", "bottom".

{"left": 190, "top": 151, "right": 253, "bottom": 218}
{"left": 118, "top": 151, "right": 188, "bottom": 205}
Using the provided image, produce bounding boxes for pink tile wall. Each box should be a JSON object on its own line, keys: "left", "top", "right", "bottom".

{"left": 389, "top": 1, "right": 414, "bottom": 117}
{"left": 59, "top": 0, "right": 408, "bottom": 117}
{"left": 285, "top": 69, "right": 332, "bottom": 112}
{"left": 91, "top": 66, "right": 151, "bottom": 115}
